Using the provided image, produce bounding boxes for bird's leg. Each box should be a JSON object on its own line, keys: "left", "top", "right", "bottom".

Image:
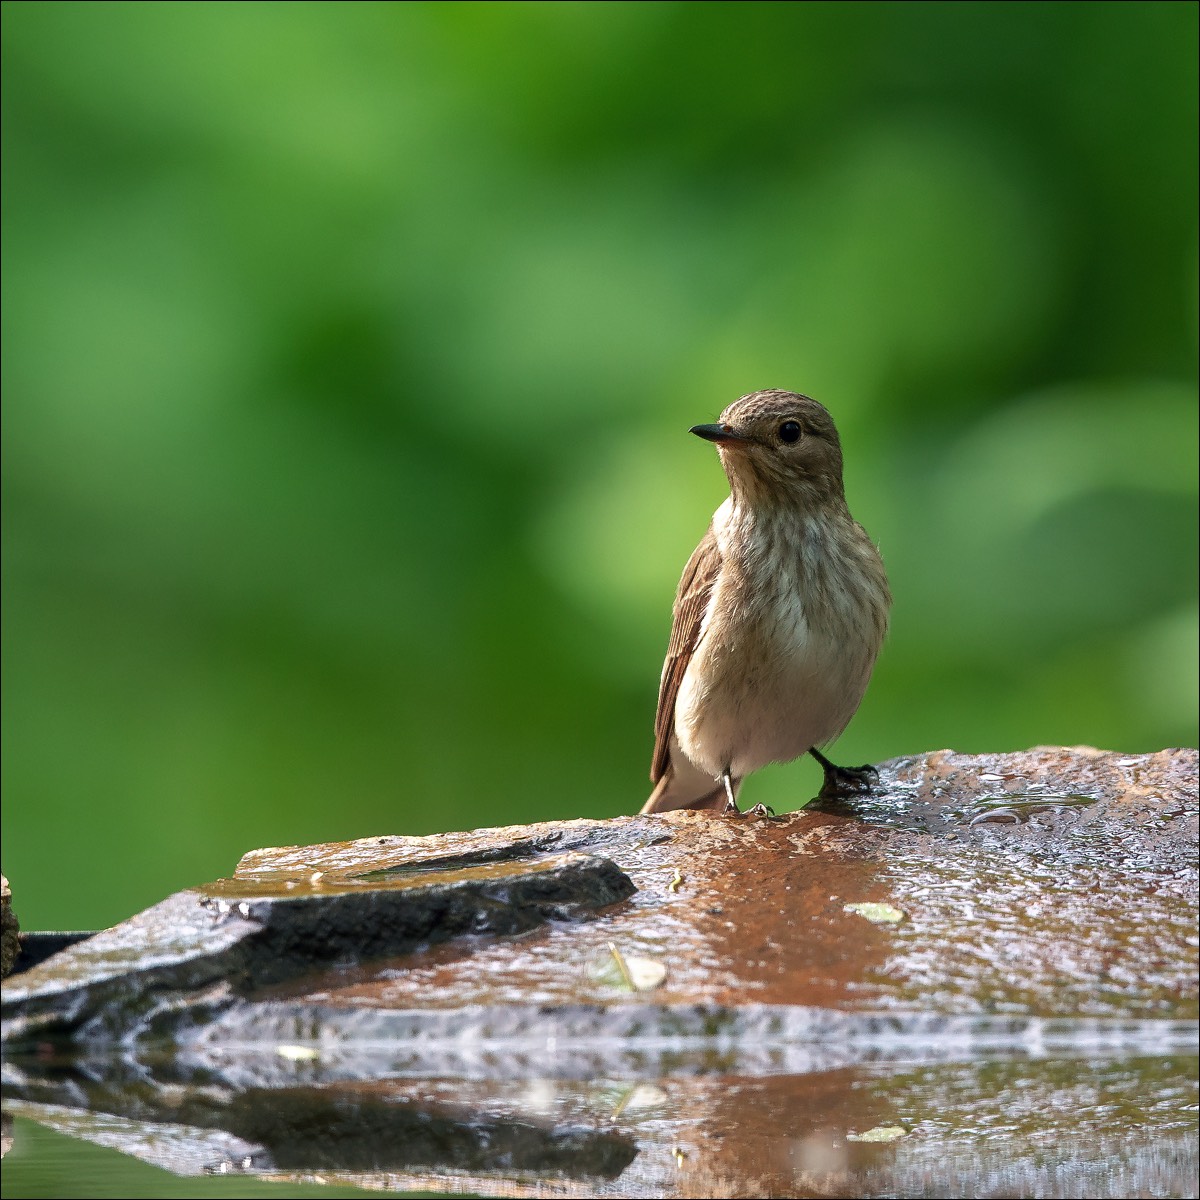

{"left": 810, "top": 747, "right": 879, "bottom": 800}
{"left": 721, "top": 771, "right": 740, "bottom": 815}
{"left": 722, "top": 770, "right": 775, "bottom": 818}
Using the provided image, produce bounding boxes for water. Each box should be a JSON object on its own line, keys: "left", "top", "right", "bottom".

{"left": 3, "top": 1049, "right": 1197, "bottom": 1198}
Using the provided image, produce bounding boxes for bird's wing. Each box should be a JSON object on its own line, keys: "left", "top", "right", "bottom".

{"left": 650, "top": 524, "right": 721, "bottom": 783}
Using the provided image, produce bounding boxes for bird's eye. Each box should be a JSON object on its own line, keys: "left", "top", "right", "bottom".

{"left": 778, "top": 420, "right": 802, "bottom": 444}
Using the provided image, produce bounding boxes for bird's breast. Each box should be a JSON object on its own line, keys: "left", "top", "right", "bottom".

{"left": 674, "top": 511, "right": 883, "bottom": 779}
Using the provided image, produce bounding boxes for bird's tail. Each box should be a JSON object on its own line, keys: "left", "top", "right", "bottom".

{"left": 641, "top": 749, "right": 739, "bottom": 814}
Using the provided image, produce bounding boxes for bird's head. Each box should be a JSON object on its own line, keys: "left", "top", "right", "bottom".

{"left": 691, "top": 390, "right": 846, "bottom": 507}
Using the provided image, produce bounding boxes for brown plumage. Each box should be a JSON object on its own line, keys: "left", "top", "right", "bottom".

{"left": 643, "top": 390, "right": 891, "bottom": 815}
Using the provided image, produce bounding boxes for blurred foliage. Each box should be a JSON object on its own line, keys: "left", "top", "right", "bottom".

{"left": 1, "top": 2, "right": 1196, "bottom": 932}
{"left": 0, "top": 1116, "right": 384, "bottom": 1200}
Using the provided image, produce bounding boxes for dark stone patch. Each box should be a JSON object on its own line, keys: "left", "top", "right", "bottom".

{"left": 1, "top": 851, "right": 634, "bottom": 1048}
{"left": 8, "top": 932, "right": 99, "bottom": 978}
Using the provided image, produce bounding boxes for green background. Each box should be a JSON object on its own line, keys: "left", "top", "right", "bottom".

{"left": 3, "top": 1, "right": 1197, "bottom": 934}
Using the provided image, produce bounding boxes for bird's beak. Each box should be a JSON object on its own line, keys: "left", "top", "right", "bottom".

{"left": 690, "top": 423, "right": 752, "bottom": 445}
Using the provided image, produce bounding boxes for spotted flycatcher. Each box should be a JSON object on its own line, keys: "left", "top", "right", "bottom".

{"left": 643, "top": 389, "right": 891, "bottom": 815}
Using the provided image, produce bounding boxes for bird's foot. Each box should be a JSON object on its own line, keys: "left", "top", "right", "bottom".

{"left": 817, "top": 761, "right": 879, "bottom": 801}
{"left": 723, "top": 799, "right": 777, "bottom": 818}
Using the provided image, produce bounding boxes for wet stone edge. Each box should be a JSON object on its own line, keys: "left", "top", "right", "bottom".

{"left": 1, "top": 852, "right": 635, "bottom": 1049}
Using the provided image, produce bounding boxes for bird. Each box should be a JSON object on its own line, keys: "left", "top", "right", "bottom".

{"left": 642, "top": 389, "right": 891, "bottom": 815}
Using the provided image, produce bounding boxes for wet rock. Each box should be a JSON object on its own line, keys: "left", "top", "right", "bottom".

{"left": 187, "top": 744, "right": 1194, "bottom": 1039}
{"left": 1, "top": 850, "right": 635, "bottom": 1046}
{"left": 4, "top": 747, "right": 1197, "bottom": 1049}
{"left": 1, "top": 746, "right": 1197, "bottom": 1198}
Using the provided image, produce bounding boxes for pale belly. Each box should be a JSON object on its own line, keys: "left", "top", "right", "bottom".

{"left": 673, "top": 586, "right": 873, "bottom": 780}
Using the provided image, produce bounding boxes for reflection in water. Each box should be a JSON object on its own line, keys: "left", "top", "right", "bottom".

{"left": 3, "top": 1052, "right": 1197, "bottom": 1198}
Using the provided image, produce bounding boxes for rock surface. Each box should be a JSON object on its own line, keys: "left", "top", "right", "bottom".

{"left": 2, "top": 746, "right": 1198, "bottom": 1198}
{"left": 2, "top": 849, "right": 634, "bottom": 1045}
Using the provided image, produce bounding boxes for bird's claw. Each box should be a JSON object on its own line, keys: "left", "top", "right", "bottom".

{"left": 723, "top": 800, "right": 777, "bottom": 818}
{"left": 817, "top": 762, "right": 879, "bottom": 801}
